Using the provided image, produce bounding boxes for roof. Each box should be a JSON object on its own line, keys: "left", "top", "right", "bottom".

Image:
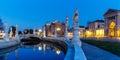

{"left": 88, "top": 20, "right": 104, "bottom": 24}
{"left": 94, "top": 20, "right": 104, "bottom": 23}
{"left": 79, "top": 26, "right": 85, "bottom": 28}
{"left": 104, "top": 9, "right": 120, "bottom": 16}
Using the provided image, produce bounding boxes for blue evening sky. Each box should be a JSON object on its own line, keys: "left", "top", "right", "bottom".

{"left": 0, "top": 0, "right": 120, "bottom": 30}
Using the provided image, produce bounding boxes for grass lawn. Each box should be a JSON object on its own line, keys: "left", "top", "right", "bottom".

{"left": 0, "top": 38, "right": 3, "bottom": 40}
{"left": 82, "top": 40, "right": 120, "bottom": 56}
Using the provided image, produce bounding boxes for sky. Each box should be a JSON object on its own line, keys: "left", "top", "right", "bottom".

{"left": 0, "top": 0, "right": 120, "bottom": 31}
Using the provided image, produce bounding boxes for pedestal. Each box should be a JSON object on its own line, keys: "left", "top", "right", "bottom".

{"left": 72, "top": 27, "right": 81, "bottom": 47}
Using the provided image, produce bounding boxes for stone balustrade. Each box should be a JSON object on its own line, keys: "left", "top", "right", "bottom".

{"left": 44, "top": 37, "right": 87, "bottom": 60}
{"left": 0, "top": 40, "right": 20, "bottom": 49}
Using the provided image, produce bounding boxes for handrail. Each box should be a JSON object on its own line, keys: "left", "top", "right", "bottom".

{"left": 74, "top": 44, "right": 87, "bottom": 60}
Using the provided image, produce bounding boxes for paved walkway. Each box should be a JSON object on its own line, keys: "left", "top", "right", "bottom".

{"left": 82, "top": 42, "right": 120, "bottom": 60}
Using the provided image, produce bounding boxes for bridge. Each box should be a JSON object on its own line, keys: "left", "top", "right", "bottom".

{"left": 19, "top": 34, "right": 40, "bottom": 39}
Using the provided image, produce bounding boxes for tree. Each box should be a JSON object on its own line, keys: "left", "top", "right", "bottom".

{"left": 24, "top": 29, "right": 29, "bottom": 34}
{"left": 29, "top": 29, "right": 33, "bottom": 34}
{"left": 18, "top": 31, "right": 22, "bottom": 34}
{"left": 9, "top": 26, "right": 16, "bottom": 37}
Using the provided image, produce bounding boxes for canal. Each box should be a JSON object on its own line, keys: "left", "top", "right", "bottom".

{"left": 0, "top": 41, "right": 66, "bottom": 60}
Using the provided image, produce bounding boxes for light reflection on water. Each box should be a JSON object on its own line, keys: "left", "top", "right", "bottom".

{"left": 0, "top": 42, "right": 65, "bottom": 60}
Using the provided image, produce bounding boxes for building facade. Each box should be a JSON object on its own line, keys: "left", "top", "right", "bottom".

{"left": 86, "top": 20, "right": 104, "bottom": 38}
{"left": 44, "top": 20, "right": 66, "bottom": 37}
{"left": 104, "top": 9, "right": 120, "bottom": 39}
{"left": 79, "top": 26, "right": 86, "bottom": 38}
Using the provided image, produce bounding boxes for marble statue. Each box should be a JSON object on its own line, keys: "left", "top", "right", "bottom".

{"left": 15, "top": 25, "right": 19, "bottom": 40}
{"left": 9, "top": 27, "right": 13, "bottom": 38}
{"left": 54, "top": 26, "right": 57, "bottom": 38}
{"left": 64, "top": 16, "right": 69, "bottom": 40}
{"left": 4, "top": 23, "right": 9, "bottom": 41}
{"left": 72, "top": 8, "right": 82, "bottom": 47}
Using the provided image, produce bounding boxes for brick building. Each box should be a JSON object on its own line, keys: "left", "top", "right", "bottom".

{"left": 44, "top": 20, "right": 66, "bottom": 37}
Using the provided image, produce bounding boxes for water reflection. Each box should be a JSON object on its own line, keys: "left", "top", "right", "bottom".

{"left": 56, "top": 49, "right": 61, "bottom": 55}
{"left": 37, "top": 43, "right": 62, "bottom": 55}
{"left": 0, "top": 42, "right": 65, "bottom": 60}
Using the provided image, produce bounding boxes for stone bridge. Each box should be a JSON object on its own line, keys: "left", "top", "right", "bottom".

{"left": 19, "top": 34, "right": 40, "bottom": 40}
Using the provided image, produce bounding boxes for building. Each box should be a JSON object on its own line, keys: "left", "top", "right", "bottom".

{"left": 44, "top": 20, "right": 66, "bottom": 37}
{"left": 86, "top": 20, "right": 104, "bottom": 38}
{"left": 104, "top": 9, "right": 120, "bottom": 39}
{"left": 79, "top": 26, "right": 86, "bottom": 38}
{"left": 85, "top": 9, "right": 120, "bottom": 39}
{"left": 67, "top": 26, "right": 86, "bottom": 39}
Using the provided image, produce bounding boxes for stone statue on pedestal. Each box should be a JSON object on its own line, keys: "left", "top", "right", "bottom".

{"left": 54, "top": 27, "right": 57, "bottom": 38}
{"left": 64, "top": 16, "right": 69, "bottom": 40}
{"left": 33, "top": 28, "right": 36, "bottom": 35}
{"left": 4, "top": 23, "right": 9, "bottom": 41}
{"left": 72, "top": 8, "right": 82, "bottom": 47}
{"left": 15, "top": 25, "right": 19, "bottom": 40}
{"left": 42, "top": 26, "right": 46, "bottom": 38}
{"left": 9, "top": 27, "right": 13, "bottom": 38}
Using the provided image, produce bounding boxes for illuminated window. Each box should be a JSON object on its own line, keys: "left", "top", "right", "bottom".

{"left": 86, "top": 30, "right": 93, "bottom": 37}
{"left": 117, "top": 29, "right": 120, "bottom": 37}
{"left": 95, "top": 29, "right": 104, "bottom": 38}
{"left": 56, "top": 27, "right": 61, "bottom": 31}
{"left": 109, "top": 22, "right": 115, "bottom": 37}
{"left": 110, "top": 22, "right": 115, "bottom": 28}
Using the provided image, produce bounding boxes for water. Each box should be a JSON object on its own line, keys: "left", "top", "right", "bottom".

{"left": 0, "top": 42, "right": 65, "bottom": 60}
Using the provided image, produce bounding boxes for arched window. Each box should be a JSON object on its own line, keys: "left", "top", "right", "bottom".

{"left": 109, "top": 21, "right": 115, "bottom": 37}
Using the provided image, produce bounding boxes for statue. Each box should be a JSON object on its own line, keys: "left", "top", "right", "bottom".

{"left": 64, "top": 16, "right": 69, "bottom": 40}
{"left": 54, "top": 26, "right": 57, "bottom": 38}
{"left": 15, "top": 25, "right": 19, "bottom": 40}
{"left": 42, "top": 26, "right": 46, "bottom": 38}
{"left": 33, "top": 28, "right": 36, "bottom": 35}
{"left": 72, "top": 8, "right": 82, "bottom": 47}
{"left": 73, "top": 8, "right": 79, "bottom": 27}
{"left": 9, "top": 27, "right": 13, "bottom": 38}
{"left": 4, "top": 23, "right": 9, "bottom": 41}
